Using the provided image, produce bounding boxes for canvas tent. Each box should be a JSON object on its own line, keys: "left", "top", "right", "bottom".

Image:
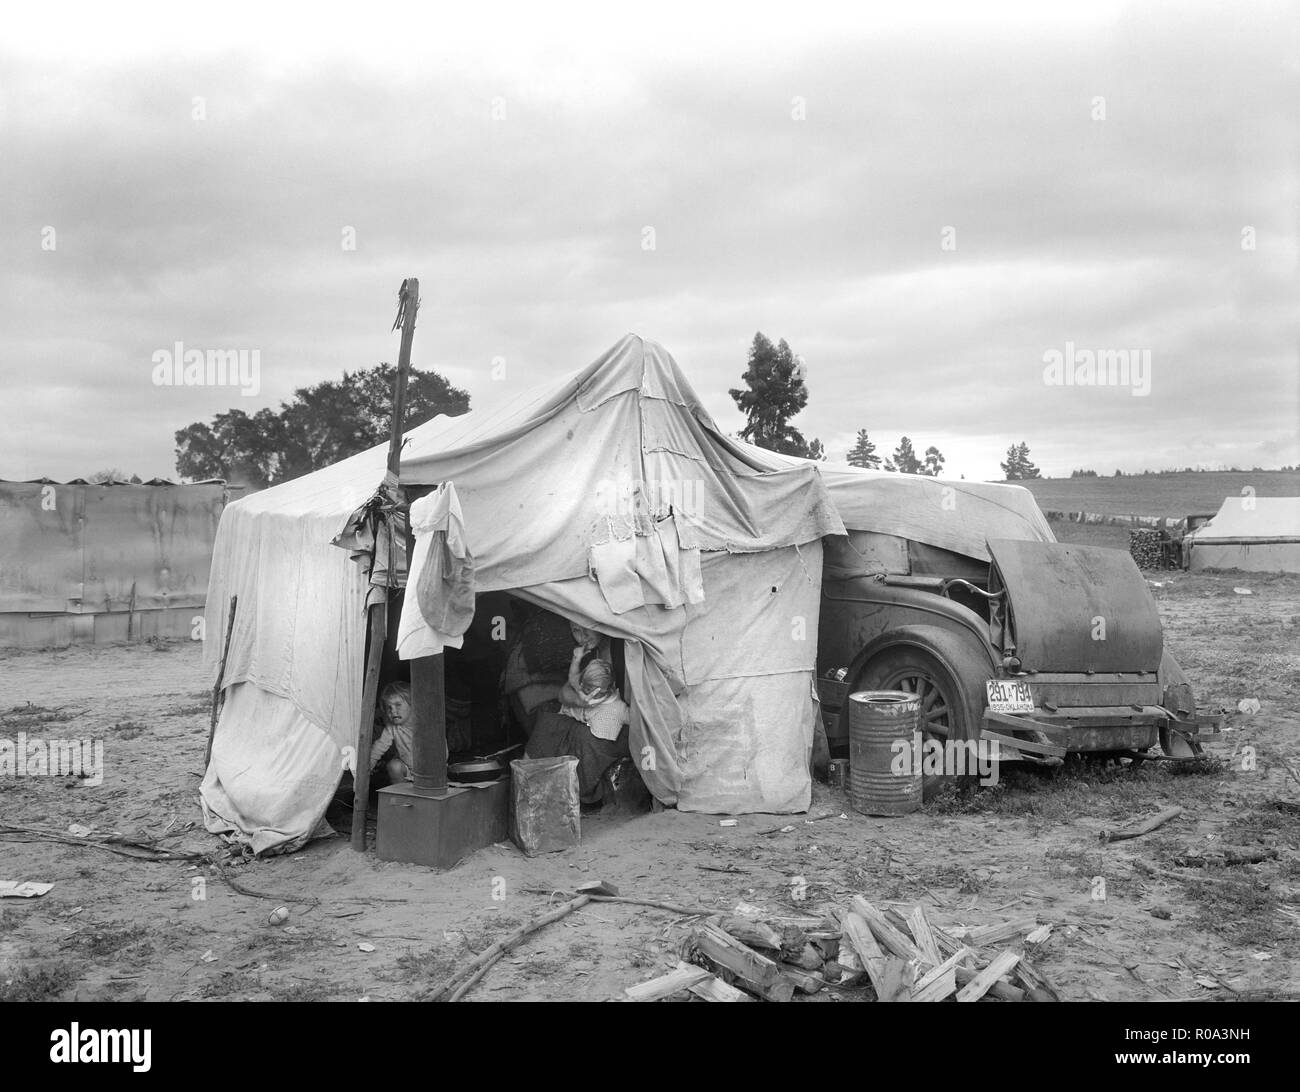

{"left": 201, "top": 334, "right": 847, "bottom": 853}
{"left": 1185, "top": 497, "right": 1300, "bottom": 573}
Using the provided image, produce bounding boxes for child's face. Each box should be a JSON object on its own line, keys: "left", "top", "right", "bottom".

{"left": 384, "top": 696, "right": 411, "bottom": 725}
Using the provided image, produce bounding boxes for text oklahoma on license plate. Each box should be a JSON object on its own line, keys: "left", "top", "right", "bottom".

{"left": 986, "top": 679, "right": 1034, "bottom": 714}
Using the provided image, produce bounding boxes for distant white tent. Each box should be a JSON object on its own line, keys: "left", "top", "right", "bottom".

{"left": 1185, "top": 497, "right": 1300, "bottom": 573}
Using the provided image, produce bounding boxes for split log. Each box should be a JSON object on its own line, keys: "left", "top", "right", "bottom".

{"left": 625, "top": 963, "right": 711, "bottom": 1002}
{"left": 956, "top": 950, "right": 1022, "bottom": 1002}
{"left": 911, "top": 967, "right": 957, "bottom": 1003}
{"left": 907, "top": 905, "right": 943, "bottom": 967}
{"left": 960, "top": 917, "right": 1039, "bottom": 948}
{"left": 717, "top": 915, "right": 783, "bottom": 950}
{"left": 1100, "top": 805, "right": 1184, "bottom": 844}
{"left": 954, "top": 964, "right": 1025, "bottom": 1002}
{"left": 778, "top": 964, "right": 826, "bottom": 994}
{"left": 841, "top": 912, "right": 889, "bottom": 997}
{"left": 692, "top": 923, "right": 797, "bottom": 1002}
{"left": 850, "top": 897, "right": 925, "bottom": 963}
{"left": 912, "top": 946, "right": 972, "bottom": 1002}
{"left": 689, "top": 974, "right": 754, "bottom": 1002}
{"left": 1013, "top": 955, "right": 1062, "bottom": 1002}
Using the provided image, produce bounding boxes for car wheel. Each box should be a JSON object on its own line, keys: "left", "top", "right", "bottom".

{"left": 856, "top": 636, "right": 989, "bottom": 797}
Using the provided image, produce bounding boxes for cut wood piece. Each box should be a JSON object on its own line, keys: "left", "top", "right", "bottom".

{"left": 778, "top": 964, "right": 826, "bottom": 994}
{"left": 910, "top": 967, "right": 957, "bottom": 1003}
{"left": 1025, "top": 923, "right": 1053, "bottom": 945}
{"left": 841, "top": 913, "right": 889, "bottom": 998}
{"left": 956, "top": 950, "right": 1022, "bottom": 1002}
{"left": 1014, "top": 955, "right": 1062, "bottom": 1002}
{"left": 1099, "top": 805, "right": 1184, "bottom": 844}
{"left": 577, "top": 880, "right": 621, "bottom": 897}
{"left": 963, "top": 918, "right": 1039, "bottom": 947}
{"left": 811, "top": 936, "right": 840, "bottom": 963}
{"left": 914, "top": 946, "right": 972, "bottom": 992}
{"left": 907, "top": 905, "right": 943, "bottom": 967}
{"left": 850, "top": 897, "right": 925, "bottom": 963}
{"left": 930, "top": 921, "right": 965, "bottom": 958}
{"left": 689, "top": 974, "right": 755, "bottom": 1002}
{"left": 692, "top": 923, "right": 797, "bottom": 1003}
{"left": 718, "top": 915, "right": 783, "bottom": 950}
{"left": 791, "top": 942, "right": 824, "bottom": 971}
{"left": 625, "top": 963, "right": 712, "bottom": 1002}
{"left": 779, "top": 925, "right": 812, "bottom": 961}
{"left": 877, "top": 957, "right": 914, "bottom": 1002}
{"left": 954, "top": 964, "right": 1025, "bottom": 1002}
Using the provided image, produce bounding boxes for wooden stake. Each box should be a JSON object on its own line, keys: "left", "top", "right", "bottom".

{"left": 350, "top": 602, "right": 387, "bottom": 851}
{"left": 204, "top": 594, "right": 238, "bottom": 770}
{"left": 1100, "top": 805, "right": 1184, "bottom": 843}
{"left": 425, "top": 894, "right": 592, "bottom": 1002}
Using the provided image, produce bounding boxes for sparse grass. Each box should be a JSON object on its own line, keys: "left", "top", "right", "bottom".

{"left": 67, "top": 922, "right": 152, "bottom": 960}
{"left": 0, "top": 703, "right": 84, "bottom": 727}
{"left": 0, "top": 961, "right": 77, "bottom": 1001}
{"left": 109, "top": 721, "right": 146, "bottom": 739}
{"left": 266, "top": 978, "right": 338, "bottom": 1002}
{"left": 162, "top": 703, "right": 210, "bottom": 717}
{"left": 1183, "top": 871, "right": 1289, "bottom": 949}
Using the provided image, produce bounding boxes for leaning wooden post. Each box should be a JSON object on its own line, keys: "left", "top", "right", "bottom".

{"left": 350, "top": 278, "right": 421, "bottom": 851}
{"left": 204, "top": 594, "right": 238, "bottom": 770}
{"left": 350, "top": 602, "right": 387, "bottom": 850}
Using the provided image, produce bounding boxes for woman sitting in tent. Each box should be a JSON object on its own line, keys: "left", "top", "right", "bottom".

{"left": 524, "top": 623, "right": 634, "bottom": 807}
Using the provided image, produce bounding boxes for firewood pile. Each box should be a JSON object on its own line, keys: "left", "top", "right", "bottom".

{"left": 1129, "top": 527, "right": 1165, "bottom": 570}
{"left": 624, "top": 895, "right": 1060, "bottom": 1002}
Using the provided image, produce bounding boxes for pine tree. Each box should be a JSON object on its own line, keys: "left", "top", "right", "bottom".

{"left": 921, "top": 446, "right": 945, "bottom": 477}
{"left": 1000, "top": 443, "right": 1023, "bottom": 480}
{"left": 728, "top": 332, "right": 810, "bottom": 457}
{"left": 884, "top": 436, "right": 922, "bottom": 474}
{"left": 1014, "top": 441, "right": 1040, "bottom": 479}
{"left": 807, "top": 438, "right": 827, "bottom": 461}
{"left": 847, "top": 429, "right": 881, "bottom": 469}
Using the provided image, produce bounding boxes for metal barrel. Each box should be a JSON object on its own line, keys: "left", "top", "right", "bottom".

{"left": 847, "top": 690, "right": 923, "bottom": 817}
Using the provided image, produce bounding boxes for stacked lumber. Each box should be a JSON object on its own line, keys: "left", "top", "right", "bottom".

{"left": 624, "top": 895, "right": 1062, "bottom": 1003}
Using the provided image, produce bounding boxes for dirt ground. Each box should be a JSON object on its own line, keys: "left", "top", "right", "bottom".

{"left": 2, "top": 570, "right": 1298, "bottom": 1003}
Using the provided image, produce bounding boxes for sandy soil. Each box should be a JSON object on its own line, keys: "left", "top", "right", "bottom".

{"left": 2, "top": 570, "right": 1298, "bottom": 1003}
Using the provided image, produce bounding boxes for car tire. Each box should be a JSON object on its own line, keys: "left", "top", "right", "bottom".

{"left": 855, "top": 628, "right": 992, "bottom": 798}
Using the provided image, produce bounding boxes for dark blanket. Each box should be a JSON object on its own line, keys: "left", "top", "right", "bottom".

{"left": 524, "top": 701, "right": 630, "bottom": 804}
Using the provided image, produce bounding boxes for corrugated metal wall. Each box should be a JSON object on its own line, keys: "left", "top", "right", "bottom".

{"left": 0, "top": 481, "right": 228, "bottom": 647}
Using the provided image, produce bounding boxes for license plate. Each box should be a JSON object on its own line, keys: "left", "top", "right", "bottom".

{"left": 986, "top": 679, "right": 1034, "bottom": 714}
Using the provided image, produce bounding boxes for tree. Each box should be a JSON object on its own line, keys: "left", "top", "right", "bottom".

{"left": 807, "top": 438, "right": 827, "bottom": 461}
{"left": 1001, "top": 441, "right": 1042, "bottom": 481}
{"left": 175, "top": 363, "right": 470, "bottom": 486}
{"left": 86, "top": 468, "right": 136, "bottom": 483}
{"left": 1014, "top": 442, "right": 1040, "bottom": 480}
{"left": 921, "top": 445, "right": 945, "bottom": 477}
{"left": 728, "top": 332, "right": 810, "bottom": 457}
{"left": 884, "top": 436, "right": 923, "bottom": 474}
{"left": 846, "top": 429, "right": 881, "bottom": 469}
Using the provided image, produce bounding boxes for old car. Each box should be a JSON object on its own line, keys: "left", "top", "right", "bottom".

{"left": 805, "top": 470, "right": 1218, "bottom": 776}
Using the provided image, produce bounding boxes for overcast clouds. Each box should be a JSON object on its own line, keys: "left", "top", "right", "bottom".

{"left": 1, "top": 1, "right": 1296, "bottom": 481}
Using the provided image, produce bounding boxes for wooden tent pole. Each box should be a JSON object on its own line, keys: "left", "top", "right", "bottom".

{"left": 350, "top": 601, "right": 387, "bottom": 850}
{"left": 351, "top": 278, "right": 421, "bottom": 851}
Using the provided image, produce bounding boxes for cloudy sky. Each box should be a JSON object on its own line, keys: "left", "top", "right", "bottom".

{"left": 1, "top": 0, "right": 1296, "bottom": 482}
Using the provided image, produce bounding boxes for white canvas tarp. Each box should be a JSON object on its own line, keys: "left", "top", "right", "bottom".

{"left": 202, "top": 335, "right": 843, "bottom": 852}
{"left": 1186, "top": 497, "right": 1300, "bottom": 573}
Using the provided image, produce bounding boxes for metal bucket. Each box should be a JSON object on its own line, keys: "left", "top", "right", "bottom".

{"left": 847, "top": 690, "right": 922, "bottom": 817}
